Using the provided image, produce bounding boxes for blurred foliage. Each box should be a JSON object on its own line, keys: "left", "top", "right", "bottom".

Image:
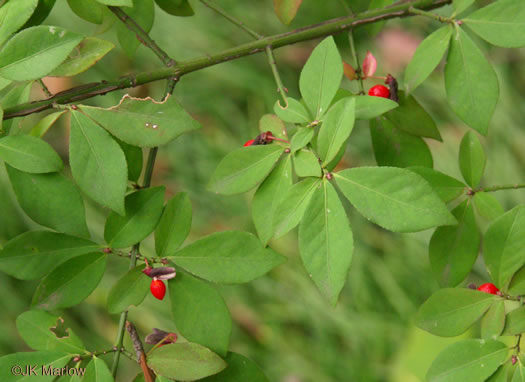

{"left": 1, "top": 1, "right": 525, "bottom": 381}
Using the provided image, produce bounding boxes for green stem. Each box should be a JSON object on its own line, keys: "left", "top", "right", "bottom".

{"left": 108, "top": 6, "right": 176, "bottom": 67}
{"left": 3, "top": 0, "right": 451, "bottom": 120}
{"left": 476, "top": 183, "right": 525, "bottom": 193}
{"left": 408, "top": 6, "right": 453, "bottom": 23}
{"left": 199, "top": 0, "right": 263, "bottom": 39}
{"left": 37, "top": 79, "right": 53, "bottom": 98}
{"left": 265, "top": 46, "right": 288, "bottom": 108}
{"left": 348, "top": 30, "right": 366, "bottom": 95}
{"left": 111, "top": 147, "right": 158, "bottom": 378}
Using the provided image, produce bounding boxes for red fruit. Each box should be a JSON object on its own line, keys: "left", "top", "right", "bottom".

{"left": 477, "top": 283, "right": 499, "bottom": 295}
{"left": 368, "top": 85, "right": 390, "bottom": 98}
{"left": 244, "top": 139, "right": 255, "bottom": 147}
{"left": 150, "top": 279, "right": 166, "bottom": 300}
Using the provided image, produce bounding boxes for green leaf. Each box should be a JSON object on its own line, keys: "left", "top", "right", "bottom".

{"left": 484, "top": 205, "right": 525, "bottom": 289}
{"left": 273, "top": 98, "right": 310, "bottom": 124}
{"left": 335, "top": 167, "right": 455, "bottom": 232}
{"left": 384, "top": 91, "right": 441, "bottom": 141}
{"left": 453, "top": 0, "right": 475, "bottom": 16}
{"left": 0, "top": 231, "right": 98, "bottom": 280}
{"left": 201, "top": 352, "right": 268, "bottom": 382}
{"left": 155, "top": 0, "right": 194, "bottom": 17}
{"left": 0, "top": 351, "right": 71, "bottom": 381}
{"left": 416, "top": 288, "right": 498, "bottom": 336}
{"left": 509, "top": 267, "right": 525, "bottom": 296}
{"left": 464, "top": 0, "right": 525, "bottom": 48}
{"left": 117, "top": 139, "right": 143, "bottom": 182}
{"left": 147, "top": 342, "right": 227, "bottom": 381}
{"left": 0, "top": 135, "right": 62, "bottom": 173}
{"left": 78, "top": 95, "right": 201, "bottom": 148}
{"left": 370, "top": 117, "right": 434, "bottom": 168}
{"left": 22, "top": 0, "right": 56, "bottom": 28}
{"left": 299, "top": 36, "right": 342, "bottom": 118}
{"left": 273, "top": 177, "right": 321, "bottom": 238}
{"left": 404, "top": 26, "right": 452, "bottom": 94}
{"left": 513, "top": 361, "right": 525, "bottom": 382}
{"left": 104, "top": 186, "right": 165, "bottom": 248}
{"left": 169, "top": 231, "right": 286, "bottom": 284}
{"left": 429, "top": 199, "right": 480, "bottom": 287}
{"left": 354, "top": 95, "right": 398, "bottom": 120}
{"left": 364, "top": 0, "right": 392, "bottom": 36}
{"left": 30, "top": 111, "right": 66, "bottom": 137}
{"left": 258, "top": 114, "right": 287, "bottom": 141}
{"left": 502, "top": 306, "right": 525, "bottom": 335}
{"left": 0, "top": 0, "right": 38, "bottom": 46}
{"left": 96, "top": 0, "right": 132, "bottom": 6}
{"left": 426, "top": 339, "right": 508, "bottom": 382}
{"left": 481, "top": 300, "right": 505, "bottom": 340}
{"left": 273, "top": 0, "right": 303, "bottom": 24}
{"left": 1, "top": 82, "right": 32, "bottom": 137}
{"left": 16, "top": 310, "right": 85, "bottom": 353}
{"left": 487, "top": 364, "right": 510, "bottom": 382}
{"left": 32, "top": 252, "right": 106, "bottom": 310}
{"left": 49, "top": 37, "right": 114, "bottom": 77}
{"left": 293, "top": 149, "right": 321, "bottom": 177}
{"left": 290, "top": 127, "right": 314, "bottom": 152}
{"left": 70, "top": 110, "right": 127, "bottom": 215}
{"left": 0, "top": 25, "right": 83, "bottom": 81}
{"left": 445, "top": 27, "right": 499, "bottom": 135}
{"left": 408, "top": 166, "right": 466, "bottom": 202}
{"left": 473, "top": 192, "right": 504, "bottom": 222}
{"left": 252, "top": 156, "right": 293, "bottom": 245}
{"left": 169, "top": 271, "right": 231, "bottom": 356}
{"left": 83, "top": 356, "right": 113, "bottom": 382}
{"left": 208, "top": 145, "right": 283, "bottom": 195}
{"left": 299, "top": 180, "right": 353, "bottom": 305}
{"left": 107, "top": 265, "right": 150, "bottom": 314}
{"left": 155, "top": 192, "right": 192, "bottom": 257}
{"left": 6, "top": 166, "right": 89, "bottom": 237}
{"left": 67, "top": 0, "right": 106, "bottom": 24}
{"left": 459, "top": 130, "right": 486, "bottom": 188}
{"left": 317, "top": 97, "right": 355, "bottom": 165}
{"left": 116, "top": 0, "right": 154, "bottom": 57}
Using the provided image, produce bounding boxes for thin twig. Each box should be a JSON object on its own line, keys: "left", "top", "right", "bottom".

{"left": 476, "top": 183, "right": 525, "bottom": 193}
{"left": 126, "top": 321, "right": 155, "bottom": 382}
{"left": 108, "top": 6, "right": 176, "bottom": 67}
{"left": 199, "top": 0, "right": 263, "bottom": 39}
{"left": 38, "top": 79, "right": 53, "bottom": 98}
{"left": 408, "top": 6, "right": 453, "bottom": 23}
{"left": 266, "top": 46, "right": 288, "bottom": 109}
{"left": 3, "top": 0, "right": 452, "bottom": 120}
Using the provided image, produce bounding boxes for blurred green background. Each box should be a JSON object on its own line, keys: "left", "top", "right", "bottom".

{"left": 1, "top": 0, "right": 525, "bottom": 381}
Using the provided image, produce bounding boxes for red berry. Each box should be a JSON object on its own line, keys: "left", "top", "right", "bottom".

{"left": 477, "top": 283, "right": 499, "bottom": 295}
{"left": 150, "top": 279, "right": 166, "bottom": 300}
{"left": 368, "top": 85, "right": 390, "bottom": 98}
{"left": 244, "top": 139, "right": 255, "bottom": 147}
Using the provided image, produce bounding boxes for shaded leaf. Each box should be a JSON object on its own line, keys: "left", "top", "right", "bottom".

{"left": 83, "top": 356, "right": 114, "bottom": 382}
{"left": 156, "top": 0, "right": 194, "bottom": 17}
{"left": 32, "top": 252, "right": 106, "bottom": 310}
{"left": 335, "top": 167, "right": 456, "bottom": 232}
{"left": 169, "top": 271, "right": 231, "bottom": 356}
{"left": 147, "top": 342, "right": 227, "bottom": 381}
{"left": 481, "top": 299, "right": 505, "bottom": 340}
{"left": 502, "top": 306, "right": 525, "bottom": 335}
{"left": 0, "top": 135, "right": 62, "bottom": 173}
{"left": 354, "top": 95, "right": 398, "bottom": 120}
{"left": 299, "top": 180, "right": 353, "bottom": 305}
{"left": 408, "top": 166, "right": 466, "bottom": 202}
{"left": 459, "top": 130, "right": 486, "bottom": 188}
{"left": 0, "top": 231, "right": 98, "bottom": 280}
{"left": 273, "top": 0, "right": 302, "bottom": 24}
{"left": 169, "top": 231, "right": 286, "bottom": 284}
{"left": 79, "top": 94, "right": 201, "bottom": 148}
{"left": 473, "top": 192, "right": 504, "bottom": 223}
{"left": 0, "top": 351, "right": 70, "bottom": 381}
{"left": 30, "top": 111, "right": 66, "bottom": 137}
{"left": 0, "top": 0, "right": 38, "bottom": 46}
{"left": 416, "top": 288, "right": 498, "bottom": 336}
{"left": 115, "top": 0, "right": 154, "bottom": 57}
{"left": 273, "top": 98, "right": 311, "bottom": 124}
{"left": 293, "top": 149, "right": 321, "bottom": 177}
{"left": 445, "top": 27, "right": 499, "bottom": 135}
{"left": 0, "top": 25, "right": 83, "bottom": 81}
{"left": 67, "top": 0, "right": 105, "bottom": 24}
{"left": 155, "top": 192, "right": 192, "bottom": 257}
{"left": 107, "top": 265, "right": 150, "bottom": 314}
{"left": 104, "top": 186, "right": 165, "bottom": 248}
{"left": 201, "top": 352, "right": 268, "bottom": 382}
{"left": 70, "top": 110, "right": 127, "bottom": 215}
{"left": 6, "top": 166, "right": 89, "bottom": 237}
{"left": 208, "top": 144, "right": 283, "bottom": 195}
{"left": 290, "top": 127, "right": 314, "bottom": 152}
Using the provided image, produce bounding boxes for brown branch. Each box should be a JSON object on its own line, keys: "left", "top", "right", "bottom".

{"left": 126, "top": 321, "right": 155, "bottom": 382}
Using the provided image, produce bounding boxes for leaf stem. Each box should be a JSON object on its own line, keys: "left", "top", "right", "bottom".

{"left": 111, "top": 146, "right": 159, "bottom": 378}
{"left": 408, "top": 6, "right": 453, "bottom": 23}
{"left": 476, "top": 183, "right": 525, "bottom": 193}
{"left": 199, "top": 0, "right": 263, "bottom": 39}
{"left": 266, "top": 46, "right": 289, "bottom": 108}
{"left": 3, "top": 0, "right": 452, "bottom": 120}
{"left": 348, "top": 30, "right": 366, "bottom": 95}
{"left": 37, "top": 79, "right": 53, "bottom": 98}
